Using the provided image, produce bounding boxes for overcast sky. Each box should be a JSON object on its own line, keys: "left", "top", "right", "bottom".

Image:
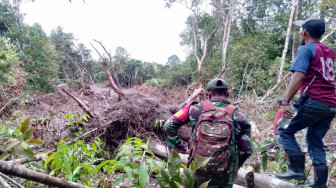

{"left": 20, "top": 0, "right": 191, "bottom": 64}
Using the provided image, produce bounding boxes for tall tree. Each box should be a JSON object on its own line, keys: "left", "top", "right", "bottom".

{"left": 211, "top": 0, "right": 235, "bottom": 74}
{"left": 166, "top": 0, "right": 217, "bottom": 73}
{"left": 292, "top": 0, "right": 302, "bottom": 60}
{"left": 167, "top": 54, "right": 180, "bottom": 66}
{"left": 277, "top": 0, "right": 296, "bottom": 83}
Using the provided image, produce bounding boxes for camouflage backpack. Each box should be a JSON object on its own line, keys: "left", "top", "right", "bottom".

{"left": 189, "top": 100, "right": 237, "bottom": 174}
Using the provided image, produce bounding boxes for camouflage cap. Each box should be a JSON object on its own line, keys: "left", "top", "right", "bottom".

{"left": 206, "top": 78, "right": 228, "bottom": 91}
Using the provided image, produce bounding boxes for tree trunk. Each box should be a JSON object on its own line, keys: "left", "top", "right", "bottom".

{"left": 277, "top": 0, "right": 296, "bottom": 83}
{"left": 221, "top": 0, "right": 235, "bottom": 74}
{"left": 292, "top": 0, "right": 302, "bottom": 60}
{"left": 236, "top": 168, "right": 305, "bottom": 188}
{"left": 92, "top": 40, "right": 122, "bottom": 89}
{"left": 0, "top": 160, "right": 88, "bottom": 188}
{"left": 101, "top": 62, "right": 126, "bottom": 100}
{"left": 59, "top": 88, "right": 95, "bottom": 118}
{"left": 191, "top": 18, "right": 217, "bottom": 72}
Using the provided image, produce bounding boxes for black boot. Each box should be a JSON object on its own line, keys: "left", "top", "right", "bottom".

{"left": 308, "top": 165, "right": 328, "bottom": 188}
{"left": 276, "top": 152, "right": 306, "bottom": 180}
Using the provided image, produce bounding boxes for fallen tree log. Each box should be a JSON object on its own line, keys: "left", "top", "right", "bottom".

{"left": 149, "top": 141, "right": 305, "bottom": 188}
{"left": 237, "top": 168, "right": 305, "bottom": 188}
{"left": 0, "top": 160, "right": 88, "bottom": 188}
{"left": 59, "top": 87, "right": 95, "bottom": 118}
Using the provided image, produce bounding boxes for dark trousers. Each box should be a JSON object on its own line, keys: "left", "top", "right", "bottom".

{"left": 278, "top": 97, "right": 336, "bottom": 166}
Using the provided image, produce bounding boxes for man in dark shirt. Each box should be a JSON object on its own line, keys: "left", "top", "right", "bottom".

{"left": 164, "top": 78, "right": 252, "bottom": 188}
{"left": 277, "top": 18, "right": 336, "bottom": 188}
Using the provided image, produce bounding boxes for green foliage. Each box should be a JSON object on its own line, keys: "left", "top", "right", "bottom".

{"left": 6, "top": 24, "right": 59, "bottom": 92}
{"left": 0, "top": 0, "right": 17, "bottom": 34}
{"left": 252, "top": 136, "right": 274, "bottom": 171}
{"left": 97, "top": 137, "right": 162, "bottom": 187}
{"left": 145, "top": 78, "right": 163, "bottom": 88}
{"left": 45, "top": 138, "right": 103, "bottom": 186}
{"left": 0, "top": 118, "right": 44, "bottom": 160}
{"left": 226, "top": 32, "right": 280, "bottom": 97}
{"left": 0, "top": 38, "right": 18, "bottom": 83}
{"left": 64, "top": 113, "right": 90, "bottom": 136}
{"left": 158, "top": 150, "right": 210, "bottom": 188}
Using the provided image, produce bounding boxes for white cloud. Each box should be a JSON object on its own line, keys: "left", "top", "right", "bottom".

{"left": 21, "top": 0, "right": 191, "bottom": 64}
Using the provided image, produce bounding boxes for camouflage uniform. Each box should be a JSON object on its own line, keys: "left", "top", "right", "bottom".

{"left": 164, "top": 97, "right": 252, "bottom": 188}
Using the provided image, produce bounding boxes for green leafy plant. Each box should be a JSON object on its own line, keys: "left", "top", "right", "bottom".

{"left": 158, "top": 150, "right": 210, "bottom": 188}
{"left": 0, "top": 118, "right": 44, "bottom": 160}
{"left": 97, "top": 137, "right": 163, "bottom": 188}
{"left": 64, "top": 113, "right": 90, "bottom": 136}
{"left": 45, "top": 138, "right": 103, "bottom": 186}
{"left": 252, "top": 136, "right": 274, "bottom": 171}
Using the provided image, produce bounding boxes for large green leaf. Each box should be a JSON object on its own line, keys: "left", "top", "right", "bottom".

{"left": 108, "top": 164, "right": 124, "bottom": 174}
{"left": 91, "top": 142, "right": 97, "bottom": 152}
{"left": 20, "top": 142, "right": 29, "bottom": 150}
{"left": 199, "top": 180, "right": 210, "bottom": 188}
{"left": 168, "top": 150, "right": 182, "bottom": 182}
{"left": 181, "top": 168, "right": 194, "bottom": 188}
{"left": 96, "top": 160, "right": 116, "bottom": 170}
{"left": 262, "top": 151, "right": 268, "bottom": 171}
{"left": 124, "top": 165, "right": 133, "bottom": 178}
{"left": 148, "top": 158, "right": 159, "bottom": 173}
{"left": 274, "top": 149, "right": 280, "bottom": 162}
{"left": 159, "top": 166, "right": 180, "bottom": 188}
{"left": 23, "top": 128, "right": 33, "bottom": 141}
{"left": 190, "top": 157, "right": 210, "bottom": 173}
{"left": 45, "top": 152, "right": 56, "bottom": 166}
{"left": 27, "top": 139, "right": 44, "bottom": 146}
{"left": 19, "top": 147, "right": 34, "bottom": 158}
{"left": 73, "top": 166, "right": 82, "bottom": 176}
{"left": 20, "top": 118, "right": 30, "bottom": 134}
{"left": 139, "top": 162, "right": 149, "bottom": 188}
{"left": 113, "top": 174, "right": 127, "bottom": 186}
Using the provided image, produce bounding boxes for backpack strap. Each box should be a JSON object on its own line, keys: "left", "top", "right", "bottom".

{"left": 223, "top": 104, "right": 237, "bottom": 117}
{"left": 200, "top": 100, "right": 216, "bottom": 112}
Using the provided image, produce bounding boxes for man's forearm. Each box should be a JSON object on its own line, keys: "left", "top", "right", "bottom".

{"left": 283, "top": 72, "right": 305, "bottom": 103}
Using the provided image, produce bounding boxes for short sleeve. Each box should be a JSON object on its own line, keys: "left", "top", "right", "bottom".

{"left": 290, "top": 45, "right": 315, "bottom": 74}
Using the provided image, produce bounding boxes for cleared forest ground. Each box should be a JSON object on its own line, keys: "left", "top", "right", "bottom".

{"left": 1, "top": 83, "right": 336, "bottom": 187}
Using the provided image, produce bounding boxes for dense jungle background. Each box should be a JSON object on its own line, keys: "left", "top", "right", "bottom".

{"left": 0, "top": 0, "right": 336, "bottom": 187}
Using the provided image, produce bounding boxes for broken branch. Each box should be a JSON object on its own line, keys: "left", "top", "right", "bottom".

{"left": 59, "top": 87, "right": 95, "bottom": 118}
{"left": 259, "top": 72, "right": 292, "bottom": 102}
{"left": 0, "top": 98, "right": 16, "bottom": 115}
{"left": 0, "top": 175, "right": 11, "bottom": 188}
{"left": 0, "top": 160, "right": 88, "bottom": 188}
{"left": 0, "top": 172, "right": 24, "bottom": 188}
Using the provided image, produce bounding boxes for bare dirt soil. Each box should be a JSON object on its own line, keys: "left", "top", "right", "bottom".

{"left": 1, "top": 84, "right": 188, "bottom": 150}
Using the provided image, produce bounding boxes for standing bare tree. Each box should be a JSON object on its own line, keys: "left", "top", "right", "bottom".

{"left": 292, "top": 0, "right": 302, "bottom": 60}
{"left": 277, "top": 0, "right": 296, "bottom": 83}
{"left": 211, "top": 0, "right": 235, "bottom": 76}
{"left": 167, "top": 0, "right": 217, "bottom": 72}
{"left": 91, "top": 41, "right": 126, "bottom": 100}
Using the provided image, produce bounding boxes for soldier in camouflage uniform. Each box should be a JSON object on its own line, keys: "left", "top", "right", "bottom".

{"left": 164, "top": 78, "right": 253, "bottom": 188}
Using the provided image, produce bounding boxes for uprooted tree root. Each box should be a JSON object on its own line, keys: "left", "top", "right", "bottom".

{"left": 100, "top": 92, "right": 179, "bottom": 149}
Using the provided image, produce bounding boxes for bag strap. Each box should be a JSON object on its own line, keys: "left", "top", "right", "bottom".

{"left": 223, "top": 104, "right": 236, "bottom": 117}
{"left": 200, "top": 100, "right": 216, "bottom": 112}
